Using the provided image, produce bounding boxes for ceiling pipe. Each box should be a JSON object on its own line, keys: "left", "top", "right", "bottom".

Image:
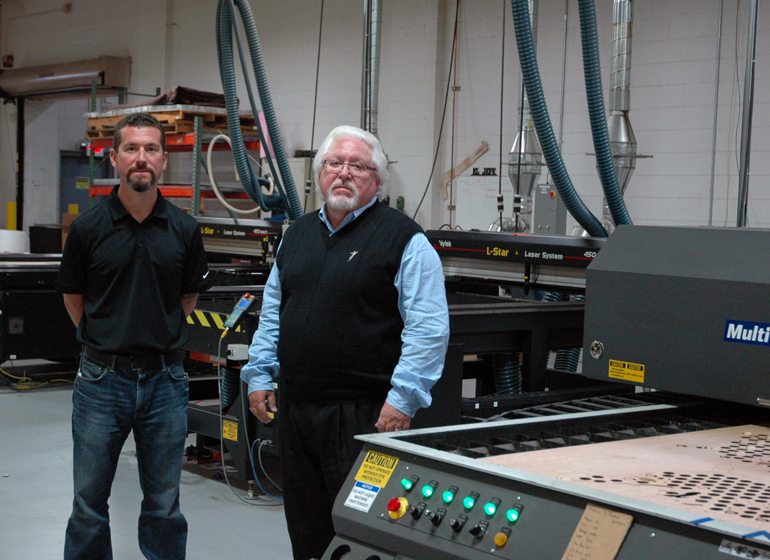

{"left": 361, "top": 0, "right": 382, "bottom": 135}
{"left": 737, "top": 0, "right": 759, "bottom": 228}
{"left": 606, "top": 0, "right": 636, "bottom": 202}
{"left": 508, "top": 0, "right": 545, "bottom": 212}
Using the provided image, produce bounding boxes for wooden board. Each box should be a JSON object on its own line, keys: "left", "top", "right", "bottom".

{"left": 480, "top": 424, "right": 770, "bottom": 531}
{"left": 86, "top": 109, "right": 256, "bottom": 139}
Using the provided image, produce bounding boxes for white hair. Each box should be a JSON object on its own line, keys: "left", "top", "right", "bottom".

{"left": 312, "top": 125, "right": 389, "bottom": 197}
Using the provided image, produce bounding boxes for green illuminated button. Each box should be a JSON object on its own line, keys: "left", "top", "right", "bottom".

{"left": 506, "top": 503, "right": 524, "bottom": 524}
{"left": 421, "top": 480, "right": 438, "bottom": 499}
{"left": 442, "top": 485, "right": 459, "bottom": 504}
{"left": 483, "top": 497, "right": 502, "bottom": 517}
{"left": 401, "top": 475, "right": 419, "bottom": 492}
{"left": 462, "top": 491, "right": 480, "bottom": 510}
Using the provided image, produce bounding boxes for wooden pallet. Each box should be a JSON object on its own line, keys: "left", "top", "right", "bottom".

{"left": 86, "top": 109, "right": 256, "bottom": 140}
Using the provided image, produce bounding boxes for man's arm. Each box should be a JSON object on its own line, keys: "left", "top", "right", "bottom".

{"left": 62, "top": 293, "right": 85, "bottom": 328}
{"left": 376, "top": 233, "right": 450, "bottom": 432}
{"left": 241, "top": 264, "right": 282, "bottom": 423}
{"left": 181, "top": 293, "right": 199, "bottom": 317}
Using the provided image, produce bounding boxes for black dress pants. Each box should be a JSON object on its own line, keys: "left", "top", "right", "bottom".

{"left": 277, "top": 397, "right": 380, "bottom": 560}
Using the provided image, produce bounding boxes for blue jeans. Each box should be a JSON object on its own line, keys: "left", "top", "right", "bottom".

{"left": 64, "top": 354, "right": 189, "bottom": 560}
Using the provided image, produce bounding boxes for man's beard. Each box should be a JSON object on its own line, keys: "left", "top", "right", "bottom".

{"left": 324, "top": 179, "right": 359, "bottom": 211}
{"left": 127, "top": 169, "right": 156, "bottom": 193}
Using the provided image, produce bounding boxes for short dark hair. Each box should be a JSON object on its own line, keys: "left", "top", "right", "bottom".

{"left": 113, "top": 113, "right": 166, "bottom": 152}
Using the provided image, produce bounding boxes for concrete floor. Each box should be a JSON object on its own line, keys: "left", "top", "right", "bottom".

{"left": 0, "top": 382, "right": 292, "bottom": 559}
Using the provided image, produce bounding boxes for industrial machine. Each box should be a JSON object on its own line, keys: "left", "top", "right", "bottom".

{"left": 427, "top": 229, "right": 603, "bottom": 292}
{"left": 0, "top": 254, "right": 79, "bottom": 365}
{"left": 182, "top": 216, "right": 281, "bottom": 481}
{"left": 321, "top": 225, "right": 770, "bottom": 560}
{"left": 426, "top": 229, "right": 619, "bottom": 420}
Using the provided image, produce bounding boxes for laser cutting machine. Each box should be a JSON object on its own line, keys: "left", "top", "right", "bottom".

{"left": 321, "top": 225, "right": 770, "bottom": 560}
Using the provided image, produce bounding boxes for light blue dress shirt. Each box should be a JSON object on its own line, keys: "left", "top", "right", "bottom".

{"left": 240, "top": 196, "right": 450, "bottom": 417}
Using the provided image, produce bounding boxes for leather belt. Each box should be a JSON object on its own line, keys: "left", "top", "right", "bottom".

{"left": 83, "top": 345, "right": 184, "bottom": 372}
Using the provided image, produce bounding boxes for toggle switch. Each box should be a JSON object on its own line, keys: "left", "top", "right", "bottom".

{"left": 424, "top": 507, "right": 447, "bottom": 527}
{"left": 469, "top": 520, "right": 489, "bottom": 539}
{"left": 449, "top": 514, "right": 468, "bottom": 533}
{"left": 409, "top": 501, "right": 427, "bottom": 520}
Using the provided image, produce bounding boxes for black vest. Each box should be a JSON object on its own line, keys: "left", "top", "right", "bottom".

{"left": 276, "top": 202, "right": 423, "bottom": 402}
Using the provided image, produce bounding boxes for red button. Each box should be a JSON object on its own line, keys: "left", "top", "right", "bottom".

{"left": 387, "top": 497, "right": 402, "bottom": 512}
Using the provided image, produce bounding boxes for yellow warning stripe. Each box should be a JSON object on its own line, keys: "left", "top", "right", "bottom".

{"left": 210, "top": 313, "right": 225, "bottom": 330}
{"left": 187, "top": 309, "right": 242, "bottom": 332}
{"left": 194, "top": 309, "right": 210, "bottom": 327}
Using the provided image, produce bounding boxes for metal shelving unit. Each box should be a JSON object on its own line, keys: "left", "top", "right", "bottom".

{"left": 86, "top": 110, "right": 260, "bottom": 216}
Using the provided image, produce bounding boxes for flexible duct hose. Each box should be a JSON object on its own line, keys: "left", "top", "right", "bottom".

{"left": 554, "top": 346, "right": 582, "bottom": 372}
{"left": 492, "top": 353, "right": 522, "bottom": 396}
{"left": 537, "top": 290, "right": 582, "bottom": 373}
{"left": 577, "top": 0, "right": 632, "bottom": 226}
{"left": 216, "top": 0, "right": 303, "bottom": 220}
{"left": 537, "top": 290, "right": 565, "bottom": 304}
{"left": 219, "top": 367, "right": 241, "bottom": 410}
{"left": 510, "top": 0, "right": 607, "bottom": 237}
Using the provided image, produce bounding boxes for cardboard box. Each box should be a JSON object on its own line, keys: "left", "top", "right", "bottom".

{"left": 61, "top": 213, "right": 78, "bottom": 250}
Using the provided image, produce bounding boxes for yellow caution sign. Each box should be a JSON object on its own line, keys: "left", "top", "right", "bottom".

{"left": 354, "top": 450, "right": 398, "bottom": 487}
{"left": 608, "top": 359, "right": 645, "bottom": 383}
{"left": 222, "top": 419, "right": 239, "bottom": 442}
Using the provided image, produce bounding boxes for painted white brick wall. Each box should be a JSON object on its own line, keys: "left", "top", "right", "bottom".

{"left": 2, "top": 0, "right": 770, "bottom": 234}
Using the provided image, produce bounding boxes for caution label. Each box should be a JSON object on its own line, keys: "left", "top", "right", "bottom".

{"left": 608, "top": 359, "right": 645, "bottom": 383}
{"left": 353, "top": 450, "right": 398, "bottom": 487}
{"left": 222, "top": 419, "right": 239, "bottom": 442}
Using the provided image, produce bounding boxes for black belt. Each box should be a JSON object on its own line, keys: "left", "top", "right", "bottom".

{"left": 83, "top": 345, "right": 184, "bottom": 372}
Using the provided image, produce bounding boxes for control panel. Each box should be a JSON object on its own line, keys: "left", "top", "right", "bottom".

{"left": 329, "top": 448, "right": 541, "bottom": 560}
{"left": 381, "top": 471, "right": 523, "bottom": 555}
{"left": 325, "top": 443, "right": 770, "bottom": 560}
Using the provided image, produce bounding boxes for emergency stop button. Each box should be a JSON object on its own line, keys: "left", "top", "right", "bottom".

{"left": 387, "top": 497, "right": 408, "bottom": 520}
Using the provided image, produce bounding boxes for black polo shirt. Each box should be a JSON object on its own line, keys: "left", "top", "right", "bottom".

{"left": 57, "top": 186, "right": 212, "bottom": 355}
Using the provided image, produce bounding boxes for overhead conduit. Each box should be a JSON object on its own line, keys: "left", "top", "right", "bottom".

{"left": 577, "top": 0, "right": 632, "bottom": 226}
{"left": 510, "top": 0, "right": 607, "bottom": 238}
{"left": 216, "top": 0, "right": 303, "bottom": 220}
{"left": 512, "top": 0, "right": 636, "bottom": 374}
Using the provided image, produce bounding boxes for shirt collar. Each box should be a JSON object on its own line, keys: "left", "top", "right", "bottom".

{"left": 107, "top": 185, "right": 169, "bottom": 223}
{"left": 318, "top": 195, "right": 378, "bottom": 234}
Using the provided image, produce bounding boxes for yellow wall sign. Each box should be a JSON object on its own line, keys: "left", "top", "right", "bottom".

{"left": 354, "top": 450, "right": 399, "bottom": 487}
{"left": 608, "top": 359, "right": 645, "bottom": 383}
{"left": 222, "top": 419, "right": 239, "bottom": 442}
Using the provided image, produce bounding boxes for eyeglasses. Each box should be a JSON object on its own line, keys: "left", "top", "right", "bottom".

{"left": 322, "top": 159, "right": 377, "bottom": 175}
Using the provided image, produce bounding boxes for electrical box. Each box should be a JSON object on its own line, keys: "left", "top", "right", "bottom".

{"left": 531, "top": 183, "right": 566, "bottom": 235}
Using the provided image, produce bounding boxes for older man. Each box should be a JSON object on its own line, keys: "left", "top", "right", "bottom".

{"left": 241, "top": 125, "right": 450, "bottom": 560}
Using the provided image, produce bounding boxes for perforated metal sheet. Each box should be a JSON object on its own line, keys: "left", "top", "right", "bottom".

{"left": 480, "top": 424, "right": 770, "bottom": 530}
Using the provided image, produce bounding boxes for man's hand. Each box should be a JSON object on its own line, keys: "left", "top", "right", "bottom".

{"left": 248, "top": 390, "right": 277, "bottom": 423}
{"left": 374, "top": 402, "right": 411, "bottom": 433}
